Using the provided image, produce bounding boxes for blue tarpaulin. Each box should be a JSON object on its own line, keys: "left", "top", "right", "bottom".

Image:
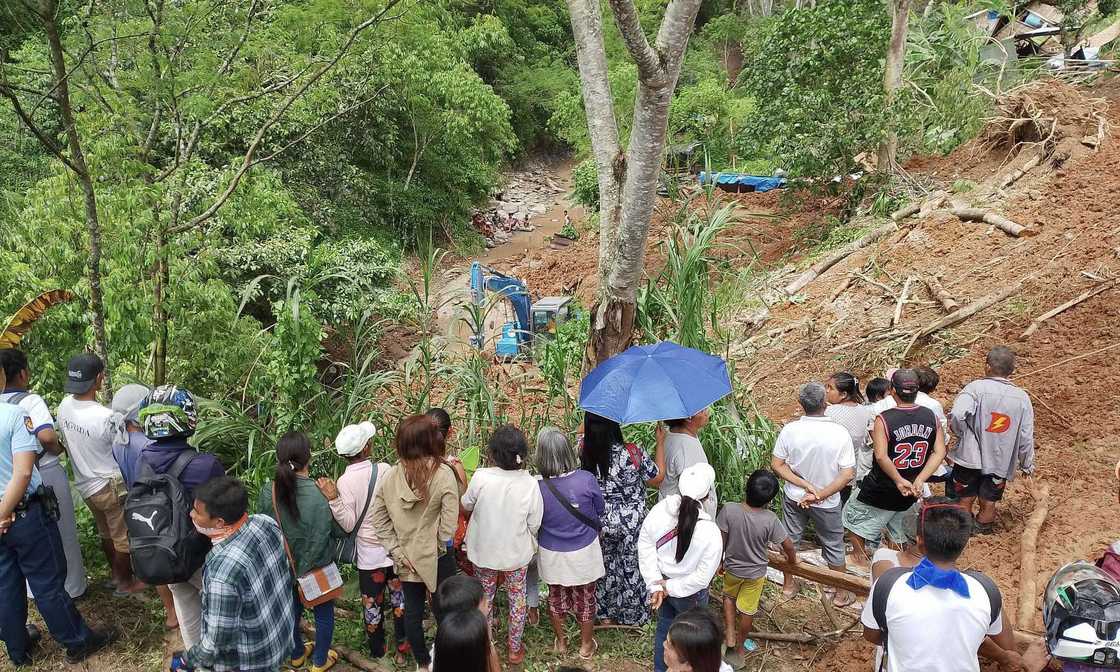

{"left": 698, "top": 171, "right": 787, "bottom": 192}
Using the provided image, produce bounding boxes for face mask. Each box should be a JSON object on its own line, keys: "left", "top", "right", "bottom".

{"left": 193, "top": 520, "right": 224, "bottom": 538}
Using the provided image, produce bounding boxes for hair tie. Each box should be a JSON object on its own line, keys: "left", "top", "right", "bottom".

{"left": 515, "top": 454, "right": 522, "bottom": 465}
{"left": 287, "top": 460, "right": 296, "bottom": 470}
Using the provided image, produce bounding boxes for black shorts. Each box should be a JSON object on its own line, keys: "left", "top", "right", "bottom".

{"left": 951, "top": 466, "right": 1006, "bottom": 502}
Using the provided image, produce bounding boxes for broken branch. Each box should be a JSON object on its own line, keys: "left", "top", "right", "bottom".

{"left": 784, "top": 221, "right": 897, "bottom": 296}
{"left": 891, "top": 203, "right": 920, "bottom": 221}
{"left": 950, "top": 207, "right": 1036, "bottom": 238}
{"left": 1020, "top": 280, "right": 1116, "bottom": 340}
{"left": 829, "top": 275, "right": 853, "bottom": 303}
{"left": 767, "top": 551, "right": 870, "bottom": 597}
{"left": 924, "top": 276, "right": 960, "bottom": 312}
{"left": 903, "top": 281, "right": 1025, "bottom": 357}
{"left": 892, "top": 276, "right": 914, "bottom": 327}
{"left": 1018, "top": 482, "right": 1050, "bottom": 630}
{"left": 998, "top": 152, "right": 1044, "bottom": 189}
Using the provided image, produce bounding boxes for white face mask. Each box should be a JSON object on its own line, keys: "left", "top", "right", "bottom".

{"left": 193, "top": 520, "right": 224, "bottom": 538}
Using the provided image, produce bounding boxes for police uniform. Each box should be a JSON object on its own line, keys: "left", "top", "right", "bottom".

{"left": 0, "top": 402, "right": 95, "bottom": 664}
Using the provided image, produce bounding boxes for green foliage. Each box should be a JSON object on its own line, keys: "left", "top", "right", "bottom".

{"left": 570, "top": 159, "right": 600, "bottom": 211}
{"left": 1102, "top": 0, "right": 1120, "bottom": 16}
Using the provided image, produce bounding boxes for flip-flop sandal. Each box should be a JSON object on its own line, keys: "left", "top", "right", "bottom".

{"left": 310, "top": 649, "right": 339, "bottom": 672}
{"left": 579, "top": 639, "right": 599, "bottom": 660}
{"left": 528, "top": 608, "right": 540, "bottom": 626}
{"left": 291, "top": 642, "right": 313, "bottom": 668}
{"left": 553, "top": 637, "right": 566, "bottom": 654}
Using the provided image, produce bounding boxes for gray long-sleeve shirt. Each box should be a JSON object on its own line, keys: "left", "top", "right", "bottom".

{"left": 948, "top": 377, "right": 1035, "bottom": 480}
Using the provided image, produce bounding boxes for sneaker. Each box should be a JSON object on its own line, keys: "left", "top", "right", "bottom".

{"left": 66, "top": 628, "right": 119, "bottom": 665}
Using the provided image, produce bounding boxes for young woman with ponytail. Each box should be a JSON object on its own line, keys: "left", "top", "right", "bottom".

{"left": 637, "top": 463, "right": 724, "bottom": 672}
{"left": 824, "top": 371, "right": 878, "bottom": 570}
{"left": 257, "top": 431, "right": 344, "bottom": 672}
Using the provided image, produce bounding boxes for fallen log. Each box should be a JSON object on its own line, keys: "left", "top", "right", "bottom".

{"left": 829, "top": 275, "right": 854, "bottom": 302}
{"left": 892, "top": 277, "right": 914, "bottom": 327}
{"left": 904, "top": 281, "right": 1025, "bottom": 358}
{"left": 1018, "top": 482, "right": 1051, "bottom": 631}
{"left": 890, "top": 203, "right": 920, "bottom": 221}
{"left": 950, "top": 207, "right": 1036, "bottom": 238}
{"left": 998, "top": 152, "right": 1044, "bottom": 189}
{"left": 752, "top": 631, "right": 816, "bottom": 643}
{"left": 767, "top": 552, "right": 870, "bottom": 597}
{"left": 924, "top": 276, "right": 960, "bottom": 312}
{"left": 301, "top": 622, "right": 388, "bottom": 672}
{"left": 784, "top": 222, "right": 896, "bottom": 296}
{"left": 1020, "top": 280, "right": 1116, "bottom": 340}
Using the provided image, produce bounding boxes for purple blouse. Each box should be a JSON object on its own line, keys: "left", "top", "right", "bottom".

{"left": 538, "top": 470, "right": 605, "bottom": 553}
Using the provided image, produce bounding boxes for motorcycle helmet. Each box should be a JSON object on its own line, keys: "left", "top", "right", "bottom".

{"left": 1044, "top": 561, "right": 1120, "bottom": 669}
{"left": 139, "top": 385, "right": 198, "bottom": 440}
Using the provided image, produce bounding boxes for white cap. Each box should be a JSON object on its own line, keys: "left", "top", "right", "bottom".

{"left": 335, "top": 421, "right": 377, "bottom": 457}
{"left": 679, "top": 462, "right": 715, "bottom": 501}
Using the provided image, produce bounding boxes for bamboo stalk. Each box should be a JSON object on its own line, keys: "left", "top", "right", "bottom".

{"left": 1020, "top": 280, "right": 1116, "bottom": 340}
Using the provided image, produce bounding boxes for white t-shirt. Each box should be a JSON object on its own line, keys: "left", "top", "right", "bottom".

{"left": 0, "top": 391, "right": 56, "bottom": 468}
{"left": 772, "top": 416, "right": 855, "bottom": 508}
{"left": 872, "top": 392, "right": 948, "bottom": 435}
{"left": 860, "top": 570, "right": 1003, "bottom": 672}
{"left": 56, "top": 397, "right": 122, "bottom": 498}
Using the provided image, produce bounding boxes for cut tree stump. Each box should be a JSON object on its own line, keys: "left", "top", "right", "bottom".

{"left": 1020, "top": 280, "right": 1116, "bottom": 340}
{"left": 767, "top": 551, "right": 870, "bottom": 597}
{"left": 949, "top": 207, "right": 1037, "bottom": 238}
{"left": 784, "top": 222, "right": 896, "bottom": 296}
{"left": 1018, "top": 482, "right": 1051, "bottom": 630}
{"left": 924, "top": 276, "right": 960, "bottom": 313}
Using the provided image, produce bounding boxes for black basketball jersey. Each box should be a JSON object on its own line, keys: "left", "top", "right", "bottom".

{"left": 857, "top": 405, "right": 939, "bottom": 512}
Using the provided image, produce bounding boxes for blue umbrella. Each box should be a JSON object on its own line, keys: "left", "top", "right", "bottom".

{"left": 578, "top": 341, "right": 733, "bottom": 425}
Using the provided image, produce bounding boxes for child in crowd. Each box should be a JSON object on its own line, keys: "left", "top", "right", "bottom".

{"left": 664, "top": 607, "right": 734, "bottom": 672}
{"left": 716, "top": 470, "right": 797, "bottom": 666}
{"left": 431, "top": 575, "right": 500, "bottom": 672}
{"left": 431, "top": 610, "right": 492, "bottom": 672}
{"left": 461, "top": 426, "right": 544, "bottom": 665}
{"left": 865, "top": 377, "right": 890, "bottom": 404}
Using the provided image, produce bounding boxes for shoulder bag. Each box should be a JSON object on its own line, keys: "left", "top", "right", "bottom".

{"left": 542, "top": 477, "right": 600, "bottom": 532}
{"left": 273, "top": 485, "right": 345, "bottom": 608}
{"left": 333, "top": 463, "right": 378, "bottom": 566}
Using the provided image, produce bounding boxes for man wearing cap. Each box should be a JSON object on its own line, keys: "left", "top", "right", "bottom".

{"left": 0, "top": 348, "right": 88, "bottom": 599}
{"left": 56, "top": 354, "right": 144, "bottom": 594}
{"left": 317, "top": 422, "right": 408, "bottom": 661}
{"left": 0, "top": 359, "right": 117, "bottom": 666}
{"left": 949, "top": 346, "right": 1035, "bottom": 534}
{"left": 844, "top": 369, "right": 946, "bottom": 557}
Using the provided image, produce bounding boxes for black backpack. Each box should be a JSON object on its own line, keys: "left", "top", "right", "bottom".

{"left": 871, "top": 566, "right": 1002, "bottom": 671}
{"left": 124, "top": 450, "right": 210, "bottom": 584}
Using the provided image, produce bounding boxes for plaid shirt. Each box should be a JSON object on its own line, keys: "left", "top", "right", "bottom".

{"left": 186, "top": 515, "right": 295, "bottom": 671}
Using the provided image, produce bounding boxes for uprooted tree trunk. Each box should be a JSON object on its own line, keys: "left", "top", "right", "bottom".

{"left": 566, "top": 0, "right": 704, "bottom": 365}
{"left": 879, "top": 0, "right": 913, "bottom": 173}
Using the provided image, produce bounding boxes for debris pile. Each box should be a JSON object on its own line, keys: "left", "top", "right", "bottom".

{"left": 471, "top": 167, "right": 566, "bottom": 247}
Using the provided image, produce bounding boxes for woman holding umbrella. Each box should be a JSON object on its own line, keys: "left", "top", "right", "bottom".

{"left": 578, "top": 341, "right": 734, "bottom": 626}
{"left": 580, "top": 412, "right": 663, "bottom": 625}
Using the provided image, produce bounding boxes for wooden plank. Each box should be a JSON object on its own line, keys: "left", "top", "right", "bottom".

{"left": 767, "top": 551, "right": 871, "bottom": 596}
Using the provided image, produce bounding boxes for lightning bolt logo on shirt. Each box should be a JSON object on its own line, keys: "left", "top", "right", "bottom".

{"left": 986, "top": 412, "right": 1012, "bottom": 434}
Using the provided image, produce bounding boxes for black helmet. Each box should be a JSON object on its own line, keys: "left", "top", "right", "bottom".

{"left": 1044, "top": 562, "right": 1120, "bottom": 669}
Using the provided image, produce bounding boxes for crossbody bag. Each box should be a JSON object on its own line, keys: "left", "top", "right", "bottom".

{"left": 273, "top": 485, "right": 345, "bottom": 607}
{"left": 542, "top": 477, "right": 600, "bottom": 532}
{"left": 333, "top": 464, "right": 378, "bottom": 566}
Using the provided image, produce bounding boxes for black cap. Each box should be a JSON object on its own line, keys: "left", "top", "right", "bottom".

{"left": 64, "top": 353, "right": 104, "bottom": 394}
{"left": 891, "top": 368, "right": 920, "bottom": 394}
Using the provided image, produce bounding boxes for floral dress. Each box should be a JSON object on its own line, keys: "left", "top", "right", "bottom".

{"left": 594, "top": 442, "right": 659, "bottom": 625}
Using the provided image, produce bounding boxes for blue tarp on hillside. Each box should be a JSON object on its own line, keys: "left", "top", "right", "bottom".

{"left": 698, "top": 171, "right": 787, "bottom": 192}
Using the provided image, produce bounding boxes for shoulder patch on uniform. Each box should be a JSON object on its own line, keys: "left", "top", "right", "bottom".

{"left": 24, "top": 415, "right": 34, "bottom": 433}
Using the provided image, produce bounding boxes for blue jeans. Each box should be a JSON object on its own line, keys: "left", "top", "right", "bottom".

{"left": 653, "top": 590, "right": 709, "bottom": 672}
{"left": 0, "top": 501, "right": 93, "bottom": 664}
{"left": 292, "top": 594, "right": 334, "bottom": 667}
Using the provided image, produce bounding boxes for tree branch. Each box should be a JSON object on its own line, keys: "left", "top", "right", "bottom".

{"left": 606, "top": 0, "right": 665, "bottom": 85}
{"left": 168, "top": 0, "right": 407, "bottom": 235}
{"left": 249, "top": 86, "right": 388, "bottom": 167}
{"left": 0, "top": 78, "right": 81, "bottom": 174}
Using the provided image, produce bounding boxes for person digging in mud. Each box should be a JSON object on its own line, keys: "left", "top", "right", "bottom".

{"left": 948, "top": 346, "right": 1036, "bottom": 534}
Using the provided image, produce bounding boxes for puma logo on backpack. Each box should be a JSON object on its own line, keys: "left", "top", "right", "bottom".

{"left": 124, "top": 450, "right": 209, "bottom": 584}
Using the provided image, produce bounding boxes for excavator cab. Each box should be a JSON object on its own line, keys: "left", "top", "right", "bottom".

{"left": 530, "top": 297, "right": 573, "bottom": 341}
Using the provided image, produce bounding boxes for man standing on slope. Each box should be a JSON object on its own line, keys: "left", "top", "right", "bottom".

{"left": 949, "top": 346, "right": 1035, "bottom": 534}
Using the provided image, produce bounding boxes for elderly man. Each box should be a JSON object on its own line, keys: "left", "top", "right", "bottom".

{"left": 949, "top": 346, "right": 1035, "bottom": 534}
{"left": 771, "top": 382, "right": 855, "bottom": 605}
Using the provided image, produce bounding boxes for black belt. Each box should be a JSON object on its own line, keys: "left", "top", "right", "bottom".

{"left": 13, "top": 493, "right": 42, "bottom": 513}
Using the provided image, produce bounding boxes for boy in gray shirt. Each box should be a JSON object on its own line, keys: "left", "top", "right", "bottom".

{"left": 658, "top": 409, "right": 717, "bottom": 517}
{"left": 949, "top": 346, "right": 1035, "bottom": 533}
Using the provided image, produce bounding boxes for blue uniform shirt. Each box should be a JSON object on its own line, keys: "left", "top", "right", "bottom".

{"left": 0, "top": 402, "right": 42, "bottom": 496}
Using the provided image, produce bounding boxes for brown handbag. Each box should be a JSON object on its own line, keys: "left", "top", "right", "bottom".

{"left": 272, "top": 485, "right": 344, "bottom": 608}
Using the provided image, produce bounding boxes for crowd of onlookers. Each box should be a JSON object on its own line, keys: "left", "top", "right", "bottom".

{"left": 0, "top": 343, "right": 1066, "bottom": 672}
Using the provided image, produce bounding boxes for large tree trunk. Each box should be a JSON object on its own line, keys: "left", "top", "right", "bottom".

{"left": 40, "top": 0, "right": 111, "bottom": 387}
{"left": 879, "top": 0, "right": 912, "bottom": 172}
{"left": 568, "top": 0, "right": 703, "bottom": 365}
